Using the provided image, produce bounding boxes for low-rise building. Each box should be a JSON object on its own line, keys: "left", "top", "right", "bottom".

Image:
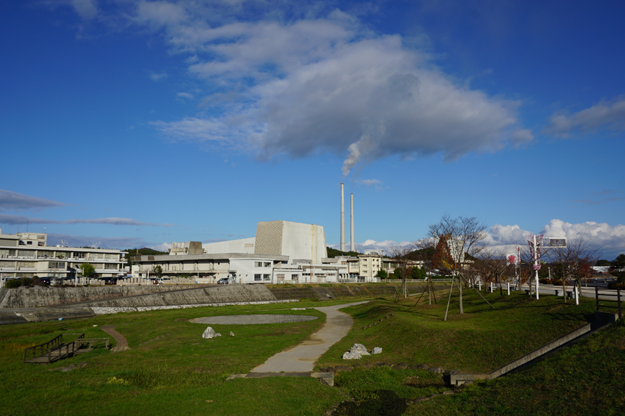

{"left": 0, "top": 229, "right": 125, "bottom": 285}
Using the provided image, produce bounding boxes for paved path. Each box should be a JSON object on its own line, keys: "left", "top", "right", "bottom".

{"left": 250, "top": 301, "right": 367, "bottom": 373}
{"left": 100, "top": 326, "right": 130, "bottom": 352}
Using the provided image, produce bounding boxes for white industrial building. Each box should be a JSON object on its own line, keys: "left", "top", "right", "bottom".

{"left": 0, "top": 229, "right": 125, "bottom": 285}
{"left": 132, "top": 220, "right": 354, "bottom": 284}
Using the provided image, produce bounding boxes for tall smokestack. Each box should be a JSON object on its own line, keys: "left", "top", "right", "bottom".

{"left": 350, "top": 193, "right": 355, "bottom": 252}
{"left": 340, "top": 183, "right": 345, "bottom": 252}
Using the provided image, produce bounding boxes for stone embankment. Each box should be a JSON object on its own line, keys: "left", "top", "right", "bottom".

{"left": 0, "top": 285, "right": 277, "bottom": 309}
{"left": 268, "top": 284, "right": 444, "bottom": 301}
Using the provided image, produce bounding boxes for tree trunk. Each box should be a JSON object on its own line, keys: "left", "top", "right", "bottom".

{"left": 458, "top": 274, "right": 464, "bottom": 314}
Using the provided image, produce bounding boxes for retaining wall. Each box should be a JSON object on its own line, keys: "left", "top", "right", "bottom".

{"left": 269, "top": 284, "right": 445, "bottom": 301}
{"left": 0, "top": 285, "right": 198, "bottom": 309}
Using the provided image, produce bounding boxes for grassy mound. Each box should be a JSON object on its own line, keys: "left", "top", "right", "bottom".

{"left": 318, "top": 291, "right": 596, "bottom": 373}
{"left": 410, "top": 319, "right": 625, "bottom": 415}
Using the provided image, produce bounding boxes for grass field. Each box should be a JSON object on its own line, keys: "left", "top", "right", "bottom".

{"left": 0, "top": 288, "right": 615, "bottom": 416}
{"left": 317, "top": 290, "right": 596, "bottom": 373}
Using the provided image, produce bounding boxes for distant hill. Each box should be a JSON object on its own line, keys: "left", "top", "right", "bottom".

{"left": 123, "top": 247, "right": 169, "bottom": 259}
{"left": 326, "top": 247, "right": 361, "bottom": 258}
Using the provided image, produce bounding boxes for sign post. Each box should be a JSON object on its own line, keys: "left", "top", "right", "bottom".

{"left": 526, "top": 234, "right": 544, "bottom": 300}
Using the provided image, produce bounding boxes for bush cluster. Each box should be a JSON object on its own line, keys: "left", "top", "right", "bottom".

{"left": 4, "top": 278, "right": 33, "bottom": 289}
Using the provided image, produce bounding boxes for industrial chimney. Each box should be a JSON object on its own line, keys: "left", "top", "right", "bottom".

{"left": 350, "top": 193, "right": 355, "bottom": 252}
{"left": 340, "top": 183, "right": 346, "bottom": 252}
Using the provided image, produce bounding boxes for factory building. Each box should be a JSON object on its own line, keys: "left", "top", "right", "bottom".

{"left": 131, "top": 220, "right": 350, "bottom": 284}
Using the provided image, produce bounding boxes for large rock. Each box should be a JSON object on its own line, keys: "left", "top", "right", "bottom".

{"left": 202, "top": 326, "right": 217, "bottom": 339}
{"left": 342, "top": 351, "right": 362, "bottom": 360}
{"left": 350, "top": 343, "right": 370, "bottom": 356}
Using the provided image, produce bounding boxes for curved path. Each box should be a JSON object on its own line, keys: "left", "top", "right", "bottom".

{"left": 100, "top": 325, "right": 130, "bottom": 352}
{"left": 250, "top": 301, "right": 367, "bottom": 373}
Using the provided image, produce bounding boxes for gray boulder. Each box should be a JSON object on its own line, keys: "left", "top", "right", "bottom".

{"left": 371, "top": 347, "right": 383, "bottom": 355}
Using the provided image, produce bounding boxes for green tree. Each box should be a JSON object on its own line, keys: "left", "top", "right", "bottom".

{"left": 153, "top": 265, "right": 163, "bottom": 279}
{"left": 411, "top": 266, "right": 426, "bottom": 280}
{"left": 80, "top": 263, "right": 95, "bottom": 278}
{"left": 376, "top": 269, "right": 388, "bottom": 279}
{"left": 613, "top": 254, "right": 625, "bottom": 270}
{"left": 596, "top": 259, "right": 611, "bottom": 266}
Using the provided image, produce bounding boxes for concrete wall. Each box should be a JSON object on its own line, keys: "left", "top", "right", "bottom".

{"left": 203, "top": 238, "right": 256, "bottom": 255}
{"left": 0, "top": 284, "right": 278, "bottom": 309}
{"left": 0, "top": 285, "right": 184, "bottom": 308}
{"left": 255, "top": 221, "right": 327, "bottom": 264}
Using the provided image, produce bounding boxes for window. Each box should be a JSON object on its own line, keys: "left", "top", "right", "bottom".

{"left": 263, "top": 274, "right": 270, "bottom": 281}
{"left": 105, "top": 263, "right": 117, "bottom": 269}
{"left": 17, "top": 262, "right": 35, "bottom": 268}
{"left": 291, "top": 274, "right": 299, "bottom": 280}
{"left": 277, "top": 274, "right": 285, "bottom": 278}
{"left": 49, "top": 262, "right": 65, "bottom": 269}
{"left": 254, "top": 274, "right": 262, "bottom": 281}
{"left": 17, "top": 250, "right": 34, "bottom": 258}
{"left": 255, "top": 261, "right": 263, "bottom": 267}
{"left": 0, "top": 249, "right": 16, "bottom": 257}
{"left": 264, "top": 262, "right": 271, "bottom": 267}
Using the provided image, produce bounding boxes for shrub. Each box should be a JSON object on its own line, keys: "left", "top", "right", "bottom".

{"left": 5, "top": 279, "right": 21, "bottom": 289}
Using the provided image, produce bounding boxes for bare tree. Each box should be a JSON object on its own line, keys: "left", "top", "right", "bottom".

{"left": 474, "top": 249, "right": 513, "bottom": 296}
{"left": 413, "top": 239, "right": 438, "bottom": 305}
{"left": 389, "top": 246, "right": 413, "bottom": 300}
{"left": 550, "top": 239, "right": 601, "bottom": 303}
{"left": 427, "top": 215, "right": 488, "bottom": 315}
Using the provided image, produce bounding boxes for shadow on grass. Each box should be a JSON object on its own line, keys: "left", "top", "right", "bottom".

{"left": 334, "top": 390, "right": 407, "bottom": 416}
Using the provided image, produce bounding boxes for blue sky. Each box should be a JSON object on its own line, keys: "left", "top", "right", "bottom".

{"left": 1, "top": 0, "right": 624, "bottom": 258}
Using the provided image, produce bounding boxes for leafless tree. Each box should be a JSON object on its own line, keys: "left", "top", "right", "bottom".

{"left": 389, "top": 245, "right": 414, "bottom": 300}
{"left": 427, "top": 215, "right": 488, "bottom": 315}
{"left": 550, "top": 239, "right": 601, "bottom": 303}
{"left": 474, "top": 249, "right": 513, "bottom": 296}
{"left": 413, "top": 238, "right": 438, "bottom": 305}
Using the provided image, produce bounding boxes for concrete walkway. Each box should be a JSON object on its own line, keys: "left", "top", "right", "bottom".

{"left": 250, "top": 301, "right": 367, "bottom": 373}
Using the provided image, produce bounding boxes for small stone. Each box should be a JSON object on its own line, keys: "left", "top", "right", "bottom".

{"left": 371, "top": 347, "right": 383, "bottom": 355}
{"left": 230, "top": 331, "right": 235, "bottom": 336}
{"left": 428, "top": 367, "right": 443, "bottom": 374}
{"left": 395, "top": 363, "right": 407, "bottom": 369}
{"left": 416, "top": 364, "right": 429, "bottom": 370}
{"left": 442, "top": 391, "right": 454, "bottom": 395}
{"left": 215, "top": 333, "right": 221, "bottom": 337}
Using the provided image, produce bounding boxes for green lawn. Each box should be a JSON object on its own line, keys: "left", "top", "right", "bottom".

{"left": 0, "top": 300, "right": 347, "bottom": 416}
{"left": 0, "top": 290, "right": 611, "bottom": 416}
{"left": 318, "top": 290, "right": 596, "bottom": 373}
{"left": 409, "top": 319, "right": 625, "bottom": 416}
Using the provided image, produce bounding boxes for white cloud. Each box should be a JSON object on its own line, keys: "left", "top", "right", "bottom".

{"left": 345, "top": 219, "right": 625, "bottom": 258}
{"left": 0, "top": 189, "right": 67, "bottom": 211}
{"left": 177, "top": 92, "right": 194, "bottom": 99}
{"left": 546, "top": 95, "right": 625, "bottom": 137}
{"left": 117, "top": 5, "right": 531, "bottom": 175}
{"left": 149, "top": 72, "right": 168, "bottom": 82}
{"left": 152, "top": 242, "right": 172, "bottom": 252}
{"left": 71, "top": 0, "right": 98, "bottom": 20}
{"left": 360, "top": 179, "right": 382, "bottom": 187}
{"left": 47, "top": 233, "right": 149, "bottom": 249}
{"left": 0, "top": 214, "right": 172, "bottom": 227}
